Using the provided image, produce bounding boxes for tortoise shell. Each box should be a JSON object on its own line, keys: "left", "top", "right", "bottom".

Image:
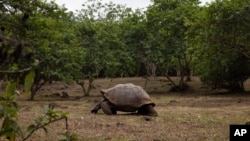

{"left": 101, "top": 83, "right": 155, "bottom": 109}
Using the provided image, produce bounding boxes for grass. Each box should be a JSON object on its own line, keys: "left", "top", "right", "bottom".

{"left": 1, "top": 77, "right": 250, "bottom": 141}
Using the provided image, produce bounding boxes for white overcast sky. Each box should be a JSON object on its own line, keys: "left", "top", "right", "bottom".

{"left": 53, "top": 0, "right": 213, "bottom": 12}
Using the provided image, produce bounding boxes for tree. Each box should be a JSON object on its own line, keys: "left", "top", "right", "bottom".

{"left": 0, "top": 0, "right": 86, "bottom": 100}
{"left": 76, "top": 0, "right": 135, "bottom": 96}
{"left": 0, "top": 32, "right": 76, "bottom": 141}
{"left": 26, "top": 1, "right": 86, "bottom": 100}
{"left": 121, "top": 9, "right": 156, "bottom": 78}
{"left": 145, "top": 0, "right": 200, "bottom": 90}
{"left": 0, "top": 0, "right": 38, "bottom": 72}
{"left": 197, "top": 0, "right": 250, "bottom": 92}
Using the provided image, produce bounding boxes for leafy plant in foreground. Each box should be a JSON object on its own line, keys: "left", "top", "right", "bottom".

{"left": 0, "top": 79, "right": 77, "bottom": 141}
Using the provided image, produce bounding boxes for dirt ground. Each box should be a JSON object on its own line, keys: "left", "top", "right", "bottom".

{"left": 1, "top": 77, "right": 250, "bottom": 141}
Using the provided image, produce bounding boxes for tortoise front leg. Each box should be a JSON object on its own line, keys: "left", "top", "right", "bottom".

{"left": 91, "top": 102, "right": 101, "bottom": 114}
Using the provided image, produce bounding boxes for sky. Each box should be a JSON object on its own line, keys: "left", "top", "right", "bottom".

{"left": 53, "top": 0, "right": 213, "bottom": 12}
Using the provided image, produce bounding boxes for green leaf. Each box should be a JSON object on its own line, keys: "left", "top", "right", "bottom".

{"left": 35, "top": 116, "right": 45, "bottom": 124}
{"left": 4, "top": 106, "right": 18, "bottom": 117}
{"left": 0, "top": 96, "right": 6, "bottom": 101}
{"left": 11, "top": 102, "right": 18, "bottom": 109}
{"left": 61, "top": 112, "right": 69, "bottom": 118}
{"left": 27, "top": 124, "right": 36, "bottom": 133}
{"left": 0, "top": 118, "right": 23, "bottom": 140}
{"left": 24, "top": 70, "right": 35, "bottom": 93}
{"left": 5, "top": 82, "right": 17, "bottom": 96}
{"left": 58, "top": 132, "right": 78, "bottom": 141}
{"left": 0, "top": 130, "right": 15, "bottom": 141}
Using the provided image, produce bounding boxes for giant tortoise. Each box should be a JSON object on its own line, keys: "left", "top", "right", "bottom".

{"left": 91, "top": 83, "right": 158, "bottom": 116}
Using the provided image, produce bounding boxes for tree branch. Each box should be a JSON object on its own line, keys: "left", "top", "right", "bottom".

{"left": 0, "top": 67, "right": 32, "bottom": 74}
{"left": 22, "top": 116, "right": 67, "bottom": 141}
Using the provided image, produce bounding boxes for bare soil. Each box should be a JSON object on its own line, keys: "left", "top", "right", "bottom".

{"left": 1, "top": 77, "right": 250, "bottom": 141}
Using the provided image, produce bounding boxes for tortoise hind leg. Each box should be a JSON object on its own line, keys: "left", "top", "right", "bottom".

{"left": 101, "top": 101, "right": 117, "bottom": 115}
{"left": 138, "top": 104, "right": 158, "bottom": 116}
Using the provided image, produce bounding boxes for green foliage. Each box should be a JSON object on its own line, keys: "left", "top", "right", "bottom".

{"left": 23, "top": 105, "right": 74, "bottom": 141}
{"left": 0, "top": 82, "right": 22, "bottom": 141}
{"left": 76, "top": 0, "right": 137, "bottom": 95}
{"left": 24, "top": 70, "right": 35, "bottom": 93}
{"left": 0, "top": 0, "right": 87, "bottom": 99}
{"left": 77, "top": 0, "right": 135, "bottom": 78}
{"left": 0, "top": 81, "right": 76, "bottom": 141}
{"left": 1, "top": 0, "right": 249, "bottom": 101}
{"left": 197, "top": 0, "right": 250, "bottom": 91}
{"left": 1, "top": 2, "right": 77, "bottom": 139}
{"left": 75, "top": 0, "right": 250, "bottom": 92}
{"left": 145, "top": 0, "right": 200, "bottom": 88}
{"left": 58, "top": 132, "right": 78, "bottom": 141}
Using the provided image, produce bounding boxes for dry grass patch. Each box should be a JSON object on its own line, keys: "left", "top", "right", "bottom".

{"left": 1, "top": 77, "right": 250, "bottom": 141}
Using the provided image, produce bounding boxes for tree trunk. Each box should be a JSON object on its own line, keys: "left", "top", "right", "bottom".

{"left": 179, "top": 68, "right": 185, "bottom": 90}
{"left": 77, "top": 78, "right": 94, "bottom": 96}
{"left": 229, "top": 81, "right": 245, "bottom": 92}
{"left": 185, "top": 67, "right": 191, "bottom": 82}
{"left": 30, "top": 86, "right": 36, "bottom": 100}
{"left": 29, "top": 81, "right": 46, "bottom": 100}
{"left": 144, "top": 77, "right": 148, "bottom": 89}
{"left": 136, "top": 63, "right": 141, "bottom": 76}
{"left": 164, "top": 75, "right": 177, "bottom": 87}
{"left": 240, "top": 81, "right": 245, "bottom": 91}
{"left": 85, "top": 78, "right": 93, "bottom": 96}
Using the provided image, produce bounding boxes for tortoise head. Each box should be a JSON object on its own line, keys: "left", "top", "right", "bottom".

{"left": 138, "top": 104, "right": 158, "bottom": 116}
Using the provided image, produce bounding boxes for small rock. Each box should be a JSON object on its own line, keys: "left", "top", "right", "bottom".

{"left": 169, "top": 100, "right": 178, "bottom": 104}
{"left": 61, "top": 91, "right": 69, "bottom": 98}
{"left": 144, "top": 117, "right": 151, "bottom": 121}
{"left": 116, "top": 122, "right": 124, "bottom": 126}
{"left": 51, "top": 93, "right": 61, "bottom": 97}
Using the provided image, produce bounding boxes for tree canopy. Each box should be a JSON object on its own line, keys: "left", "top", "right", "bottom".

{"left": 1, "top": 0, "right": 249, "bottom": 99}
